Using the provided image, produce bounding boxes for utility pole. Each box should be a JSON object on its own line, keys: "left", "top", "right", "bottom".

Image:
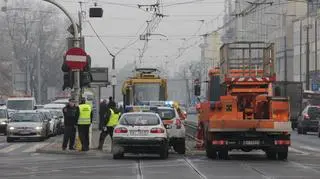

{"left": 283, "top": 14, "right": 287, "bottom": 96}
{"left": 43, "top": 0, "right": 80, "bottom": 104}
{"left": 300, "top": 20, "right": 302, "bottom": 82}
{"left": 111, "top": 55, "right": 116, "bottom": 100}
{"left": 37, "top": 48, "right": 41, "bottom": 103}
{"left": 199, "top": 34, "right": 208, "bottom": 97}
{"left": 306, "top": 4, "right": 311, "bottom": 90}
{"left": 315, "top": 18, "right": 318, "bottom": 76}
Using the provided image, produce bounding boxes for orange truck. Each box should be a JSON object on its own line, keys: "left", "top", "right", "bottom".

{"left": 196, "top": 41, "right": 292, "bottom": 160}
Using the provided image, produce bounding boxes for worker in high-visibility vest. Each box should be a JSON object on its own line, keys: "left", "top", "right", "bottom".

{"left": 98, "top": 102, "right": 121, "bottom": 150}
{"left": 77, "top": 98, "right": 92, "bottom": 151}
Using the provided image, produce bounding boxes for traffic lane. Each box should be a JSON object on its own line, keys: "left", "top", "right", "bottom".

{"left": 291, "top": 131, "right": 320, "bottom": 154}
{"left": 186, "top": 153, "right": 320, "bottom": 179}
{"left": 0, "top": 153, "right": 202, "bottom": 179}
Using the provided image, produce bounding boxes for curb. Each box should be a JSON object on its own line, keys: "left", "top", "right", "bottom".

{"left": 35, "top": 148, "right": 109, "bottom": 156}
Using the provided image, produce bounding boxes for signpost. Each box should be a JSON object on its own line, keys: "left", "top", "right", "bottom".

{"left": 65, "top": 47, "right": 88, "bottom": 70}
{"left": 90, "top": 67, "right": 109, "bottom": 83}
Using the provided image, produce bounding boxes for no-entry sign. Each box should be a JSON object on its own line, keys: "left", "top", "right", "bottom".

{"left": 65, "top": 47, "right": 87, "bottom": 70}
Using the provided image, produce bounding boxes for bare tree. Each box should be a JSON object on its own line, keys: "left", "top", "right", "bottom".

{"left": 2, "top": 1, "right": 68, "bottom": 102}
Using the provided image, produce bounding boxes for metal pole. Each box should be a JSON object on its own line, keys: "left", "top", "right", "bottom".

{"left": 306, "top": 15, "right": 310, "bottom": 90}
{"left": 43, "top": 0, "right": 80, "bottom": 104}
{"left": 112, "top": 56, "right": 115, "bottom": 100}
{"left": 37, "top": 48, "right": 41, "bottom": 103}
{"left": 315, "top": 18, "right": 318, "bottom": 75}
{"left": 300, "top": 20, "right": 302, "bottom": 82}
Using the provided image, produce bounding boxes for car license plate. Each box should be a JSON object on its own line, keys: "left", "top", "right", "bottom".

{"left": 243, "top": 140, "right": 260, "bottom": 145}
{"left": 130, "top": 130, "right": 148, "bottom": 136}
{"left": 20, "top": 130, "right": 31, "bottom": 134}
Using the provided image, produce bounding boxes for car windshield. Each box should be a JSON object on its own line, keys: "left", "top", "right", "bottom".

{"left": 308, "top": 106, "right": 320, "bottom": 119}
{"left": 157, "top": 108, "right": 175, "bottom": 120}
{"left": 0, "top": 109, "right": 7, "bottom": 118}
{"left": 11, "top": 113, "right": 41, "bottom": 122}
{"left": 7, "top": 100, "right": 33, "bottom": 110}
{"left": 120, "top": 114, "right": 160, "bottom": 126}
{"left": 133, "top": 83, "right": 160, "bottom": 104}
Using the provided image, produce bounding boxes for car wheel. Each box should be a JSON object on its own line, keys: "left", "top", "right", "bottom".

{"left": 174, "top": 140, "right": 186, "bottom": 154}
{"left": 297, "top": 127, "right": 303, "bottom": 134}
{"left": 218, "top": 149, "right": 228, "bottom": 160}
{"left": 113, "top": 153, "right": 124, "bottom": 159}
{"left": 6, "top": 137, "right": 14, "bottom": 143}
{"left": 160, "top": 145, "right": 169, "bottom": 159}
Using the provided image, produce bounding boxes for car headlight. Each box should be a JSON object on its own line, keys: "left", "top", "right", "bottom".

{"left": 1, "top": 121, "right": 6, "bottom": 125}
{"left": 35, "top": 126, "right": 43, "bottom": 130}
{"left": 9, "top": 126, "right": 14, "bottom": 130}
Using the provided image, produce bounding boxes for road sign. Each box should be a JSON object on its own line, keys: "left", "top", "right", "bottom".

{"left": 65, "top": 48, "right": 87, "bottom": 70}
{"left": 90, "top": 67, "right": 108, "bottom": 83}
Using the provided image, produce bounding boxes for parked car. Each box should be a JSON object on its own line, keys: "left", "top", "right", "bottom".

{"left": 297, "top": 105, "right": 320, "bottom": 134}
{"left": 6, "top": 110, "right": 50, "bottom": 142}
{"left": 49, "top": 110, "right": 64, "bottom": 134}
{"left": 37, "top": 109, "right": 59, "bottom": 136}
{"left": 0, "top": 106, "right": 8, "bottom": 135}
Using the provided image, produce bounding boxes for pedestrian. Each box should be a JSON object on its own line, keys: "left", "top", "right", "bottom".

{"left": 98, "top": 101, "right": 121, "bottom": 150}
{"left": 99, "top": 99, "right": 108, "bottom": 131}
{"left": 77, "top": 97, "right": 92, "bottom": 151}
{"left": 107, "top": 96, "right": 116, "bottom": 108}
{"left": 62, "top": 98, "right": 79, "bottom": 150}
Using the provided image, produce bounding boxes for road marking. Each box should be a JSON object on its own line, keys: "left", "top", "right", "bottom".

{"left": 0, "top": 143, "right": 25, "bottom": 153}
{"left": 290, "top": 161, "right": 320, "bottom": 174}
{"left": 184, "top": 157, "right": 207, "bottom": 179}
{"left": 136, "top": 159, "right": 143, "bottom": 179}
{"left": 289, "top": 147, "right": 310, "bottom": 155}
{"left": 299, "top": 146, "right": 320, "bottom": 153}
{"left": 22, "top": 143, "right": 50, "bottom": 153}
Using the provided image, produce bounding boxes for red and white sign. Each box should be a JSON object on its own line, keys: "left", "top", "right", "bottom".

{"left": 65, "top": 47, "right": 87, "bottom": 70}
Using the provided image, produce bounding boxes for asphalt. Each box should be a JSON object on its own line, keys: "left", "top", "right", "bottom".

{"left": 0, "top": 116, "right": 319, "bottom": 179}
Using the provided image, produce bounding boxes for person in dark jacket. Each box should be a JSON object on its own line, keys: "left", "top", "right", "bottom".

{"left": 62, "top": 98, "right": 79, "bottom": 150}
{"left": 107, "top": 96, "right": 116, "bottom": 109}
{"left": 99, "top": 99, "right": 108, "bottom": 131}
{"left": 98, "top": 102, "right": 121, "bottom": 150}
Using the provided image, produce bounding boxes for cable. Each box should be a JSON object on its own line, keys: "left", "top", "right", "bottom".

{"left": 87, "top": 21, "right": 114, "bottom": 56}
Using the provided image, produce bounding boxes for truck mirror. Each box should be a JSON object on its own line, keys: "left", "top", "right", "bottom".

{"left": 194, "top": 84, "right": 201, "bottom": 96}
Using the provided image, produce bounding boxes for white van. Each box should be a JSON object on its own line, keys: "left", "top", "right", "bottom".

{"left": 6, "top": 97, "right": 36, "bottom": 111}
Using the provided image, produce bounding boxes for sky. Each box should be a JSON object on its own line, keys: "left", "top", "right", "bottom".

{"left": 6, "top": 0, "right": 225, "bottom": 76}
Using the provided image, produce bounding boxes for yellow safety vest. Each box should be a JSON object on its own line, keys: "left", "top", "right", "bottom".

{"left": 78, "top": 104, "right": 92, "bottom": 125}
{"left": 107, "top": 109, "right": 121, "bottom": 127}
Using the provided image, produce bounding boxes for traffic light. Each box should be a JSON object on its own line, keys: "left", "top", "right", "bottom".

{"left": 194, "top": 84, "right": 201, "bottom": 96}
{"left": 63, "top": 71, "right": 74, "bottom": 90}
{"left": 80, "top": 72, "right": 92, "bottom": 88}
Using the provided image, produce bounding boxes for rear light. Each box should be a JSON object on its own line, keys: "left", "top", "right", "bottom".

{"left": 175, "top": 119, "right": 182, "bottom": 129}
{"left": 274, "top": 140, "right": 290, "bottom": 145}
{"left": 150, "top": 128, "right": 165, "bottom": 133}
{"left": 212, "top": 140, "right": 225, "bottom": 145}
{"left": 304, "top": 114, "right": 310, "bottom": 120}
{"left": 114, "top": 127, "right": 128, "bottom": 133}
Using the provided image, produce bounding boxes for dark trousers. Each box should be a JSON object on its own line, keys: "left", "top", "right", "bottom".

{"left": 62, "top": 126, "right": 76, "bottom": 149}
{"left": 98, "top": 126, "right": 114, "bottom": 149}
{"left": 78, "top": 125, "right": 90, "bottom": 151}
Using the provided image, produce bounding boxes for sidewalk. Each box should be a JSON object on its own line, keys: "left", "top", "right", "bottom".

{"left": 36, "top": 124, "right": 113, "bottom": 155}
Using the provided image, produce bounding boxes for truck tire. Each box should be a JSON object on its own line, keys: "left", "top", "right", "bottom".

{"left": 277, "top": 147, "right": 288, "bottom": 160}
{"left": 205, "top": 140, "right": 217, "bottom": 159}
{"left": 266, "top": 151, "right": 277, "bottom": 160}
{"left": 218, "top": 149, "right": 228, "bottom": 160}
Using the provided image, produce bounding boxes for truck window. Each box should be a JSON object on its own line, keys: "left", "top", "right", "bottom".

{"left": 7, "top": 100, "right": 34, "bottom": 110}
{"left": 133, "top": 83, "right": 160, "bottom": 102}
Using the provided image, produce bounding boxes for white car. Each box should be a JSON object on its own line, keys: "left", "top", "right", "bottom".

{"left": 156, "top": 106, "right": 186, "bottom": 154}
{"left": 112, "top": 112, "right": 169, "bottom": 159}
{"left": 37, "top": 109, "right": 59, "bottom": 136}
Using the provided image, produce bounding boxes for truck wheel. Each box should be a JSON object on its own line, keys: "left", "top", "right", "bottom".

{"left": 174, "top": 140, "right": 186, "bottom": 154}
{"left": 277, "top": 147, "right": 288, "bottom": 161}
{"left": 266, "top": 151, "right": 277, "bottom": 160}
{"left": 218, "top": 149, "right": 228, "bottom": 160}
{"left": 6, "top": 137, "right": 14, "bottom": 143}
{"left": 205, "top": 141, "right": 217, "bottom": 159}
